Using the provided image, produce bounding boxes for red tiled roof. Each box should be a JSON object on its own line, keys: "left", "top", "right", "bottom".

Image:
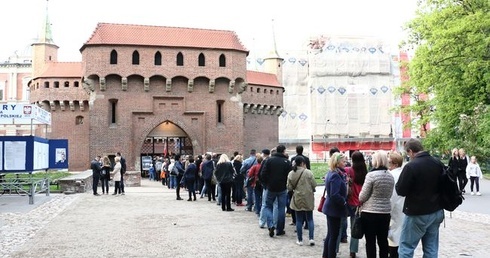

{"left": 246, "top": 71, "right": 281, "bottom": 88}
{"left": 81, "top": 23, "right": 248, "bottom": 53}
{"left": 37, "top": 62, "right": 82, "bottom": 78}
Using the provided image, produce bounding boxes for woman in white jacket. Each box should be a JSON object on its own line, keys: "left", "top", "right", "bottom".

{"left": 466, "top": 156, "right": 483, "bottom": 196}
{"left": 387, "top": 152, "right": 405, "bottom": 258}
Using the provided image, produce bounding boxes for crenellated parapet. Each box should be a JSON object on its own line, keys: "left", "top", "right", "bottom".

{"left": 243, "top": 103, "right": 283, "bottom": 116}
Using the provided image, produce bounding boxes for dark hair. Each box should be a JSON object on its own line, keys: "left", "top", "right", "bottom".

{"left": 296, "top": 145, "right": 304, "bottom": 155}
{"left": 293, "top": 156, "right": 305, "bottom": 172}
{"left": 405, "top": 138, "right": 424, "bottom": 153}
{"left": 205, "top": 154, "right": 211, "bottom": 160}
{"left": 116, "top": 152, "right": 121, "bottom": 156}
{"left": 188, "top": 157, "right": 195, "bottom": 163}
{"left": 276, "top": 145, "right": 286, "bottom": 154}
{"left": 174, "top": 154, "right": 181, "bottom": 161}
{"left": 351, "top": 151, "right": 367, "bottom": 185}
{"left": 329, "top": 147, "right": 340, "bottom": 157}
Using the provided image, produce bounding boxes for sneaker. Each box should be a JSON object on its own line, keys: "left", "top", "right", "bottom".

{"left": 309, "top": 239, "right": 315, "bottom": 246}
{"left": 296, "top": 240, "right": 303, "bottom": 246}
{"left": 477, "top": 192, "right": 482, "bottom": 196}
{"left": 471, "top": 192, "right": 475, "bottom": 195}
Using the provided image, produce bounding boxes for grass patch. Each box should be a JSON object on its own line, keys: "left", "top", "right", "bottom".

{"left": 311, "top": 162, "right": 328, "bottom": 185}
{"left": 1, "top": 171, "right": 70, "bottom": 192}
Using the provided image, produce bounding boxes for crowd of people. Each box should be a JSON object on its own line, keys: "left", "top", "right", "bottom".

{"left": 89, "top": 139, "right": 483, "bottom": 258}
{"left": 90, "top": 152, "right": 127, "bottom": 196}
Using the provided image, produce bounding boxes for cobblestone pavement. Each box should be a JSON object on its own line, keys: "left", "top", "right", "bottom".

{"left": 1, "top": 180, "right": 490, "bottom": 258}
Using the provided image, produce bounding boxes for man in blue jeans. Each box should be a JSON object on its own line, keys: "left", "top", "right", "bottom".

{"left": 260, "top": 145, "right": 292, "bottom": 237}
{"left": 396, "top": 138, "right": 444, "bottom": 257}
{"left": 241, "top": 149, "right": 257, "bottom": 211}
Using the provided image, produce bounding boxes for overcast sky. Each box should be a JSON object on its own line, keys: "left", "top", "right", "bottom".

{"left": 1, "top": 0, "right": 418, "bottom": 62}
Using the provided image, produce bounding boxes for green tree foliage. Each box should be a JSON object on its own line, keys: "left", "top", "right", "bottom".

{"left": 397, "top": 0, "right": 490, "bottom": 158}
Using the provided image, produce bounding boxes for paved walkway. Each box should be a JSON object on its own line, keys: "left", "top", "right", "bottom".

{"left": 1, "top": 179, "right": 490, "bottom": 258}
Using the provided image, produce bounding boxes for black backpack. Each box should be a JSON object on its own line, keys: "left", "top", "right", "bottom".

{"left": 439, "top": 164, "right": 464, "bottom": 211}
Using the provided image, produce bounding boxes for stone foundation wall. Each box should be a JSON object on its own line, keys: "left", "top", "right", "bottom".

{"left": 59, "top": 170, "right": 141, "bottom": 193}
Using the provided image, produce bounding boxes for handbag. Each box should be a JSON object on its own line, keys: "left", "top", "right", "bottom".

{"left": 317, "top": 187, "right": 327, "bottom": 213}
{"left": 351, "top": 206, "right": 364, "bottom": 239}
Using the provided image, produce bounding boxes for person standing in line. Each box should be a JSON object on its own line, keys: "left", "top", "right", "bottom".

{"left": 287, "top": 155, "right": 316, "bottom": 246}
{"left": 388, "top": 152, "right": 405, "bottom": 258}
{"left": 174, "top": 154, "right": 185, "bottom": 200}
{"left": 214, "top": 154, "right": 235, "bottom": 211}
{"left": 358, "top": 150, "right": 394, "bottom": 258}
{"left": 458, "top": 148, "right": 469, "bottom": 194}
{"left": 466, "top": 156, "right": 483, "bottom": 196}
{"left": 241, "top": 149, "right": 258, "bottom": 212}
{"left": 288, "top": 145, "right": 311, "bottom": 227}
{"left": 183, "top": 156, "right": 197, "bottom": 201}
{"left": 116, "top": 152, "right": 126, "bottom": 195}
{"left": 258, "top": 148, "right": 272, "bottom": 228}
{"left": 346, "top": 151, "right": 368, "bottom": 258}
{"left": 100, "top": 156, "right": 112, "bottom": 195}
{"left": 248, "top": 154, "right": 264, "bottom": 216}
{"left": 112, "top": 156, "right": 122, "bottom": 195}
{"left": 396, "top": 138, "right": 444, "bottom": 257}
{"left": 322, "top": 152, "right": 348, "bottom": 258}
{"left": 261, "top": 145, "right": 292, "bottom": 237}
{"left": 201, "top": 154, "right": 216, "bottom": 201}
{"left": 90, "top": 155, "right": 102, "bottom": 196}
{"left": 232, "top": 154, "right": 244, "bottom": 206}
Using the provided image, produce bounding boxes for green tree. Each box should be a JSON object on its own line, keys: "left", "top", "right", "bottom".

{"left": 397, "top": 0, "right": 490, "bottom": 158}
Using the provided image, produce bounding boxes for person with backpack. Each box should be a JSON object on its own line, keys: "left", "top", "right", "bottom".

{"left": 395, "top": 138, "right": 445, "bottom": 258}
{"left": 241, "top": 149, "right": 258, "bottom": 212}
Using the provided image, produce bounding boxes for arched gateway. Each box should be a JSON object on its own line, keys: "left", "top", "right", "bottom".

{"left": 139, "top": 120, "right": 193, "bottom": 171}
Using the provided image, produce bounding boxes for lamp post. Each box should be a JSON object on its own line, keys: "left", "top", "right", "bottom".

{"left": 323, "top": 119, "right": 330, "bottom": 162}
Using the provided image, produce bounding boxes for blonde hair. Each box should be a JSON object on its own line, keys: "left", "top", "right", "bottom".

{"left": 234, "top": 154, "right": 243, "bottom": 162}
{"left": 372, "top": 150, "right": 388, "bottom": 169}
{"left": 103, "top": 156, "right": 111, "bottom": 166}
{"left": 217, "top": 154, "right": 230, "bottom": 164}
{"left": 115, "top": 156, "right": 121, "bottom": 162}
{"left": 329, "top": 152, "right": 345, "bottom": 171}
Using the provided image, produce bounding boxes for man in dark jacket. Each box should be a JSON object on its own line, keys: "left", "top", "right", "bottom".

{"left": 261, "top": 145, "right": 292, "bottom": 237}
{"left": 395, "top": 138, "right": 444, "bottom": 257}
{"left": 90, "top": 156, "right": 102, "bottom": 196}
{"left": 116, "top": 152, "right": 126, "bottom": 195}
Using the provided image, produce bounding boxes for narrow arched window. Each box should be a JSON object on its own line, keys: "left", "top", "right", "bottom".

{"left": 154, "top": 51, "right": 162, "bottom": 66}
{"left": 109, "top": 99, "right": 118, "bottom": 124}
{"left": 217, "top": 100, "right": 224, "bottom": 124}
{"left": 132, "top": 51, "right": 140, "bottom": 65}
{"left": 176, "top": 52, "right": 184, "bottom": 66}
{"left": 198, "top": 53, "right": 205, "bottom": 66}
{"left": 219, "top": 54, "right": 226, "bottom": 67}
{"left": 110, "top": 50, "right": 118, "bottom": 64}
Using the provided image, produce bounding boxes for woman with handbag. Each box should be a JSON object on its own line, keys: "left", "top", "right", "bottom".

{"left": 322, "top": 152, "right": 348, "bottom": 258}
{"left": 358, "top": 150, "right": 395, "bottom": 258}
{"left": 287, "top": 156, "right": 317, "bottom": 246}
{"left": 214, "top": 154, "right": 235, "bottom": 211}
{"left": 346, "top": 151, "right": 368, "bottom": 258}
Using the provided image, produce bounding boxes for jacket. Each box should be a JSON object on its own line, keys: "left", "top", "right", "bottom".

{"left": 201, "top": 160, "right": 214, "bottom": 180}
{"left": 184, "top": 163, "right": 197, "bottom": 180}
{"left": 359, "top": 168, "right": 394, "bottom": 214}
{"left": 396, "top": 151, "right": 443, "bottom": 215}
{"left": 112, "top": 162, "right": 122, "bottom": 181}
{"left": 287, "top": 167, "right": 317, "bottom": 211}
{"left": 322, "top": 169, "right": 348, "bottom": 218}
{"left": 261, "top": 153, "right": 292, "bottom": 192}
{"left": 388, "top": 167, "right": 405, "bottom": 246}
{"left": 91, "top": 159, "right": 102, "bottom": 176}
{"left": 215, "top": 162, "right": 234, "bottom": 184}
{"left": 466, "top": 162, "right": 483, "bottom": 179}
